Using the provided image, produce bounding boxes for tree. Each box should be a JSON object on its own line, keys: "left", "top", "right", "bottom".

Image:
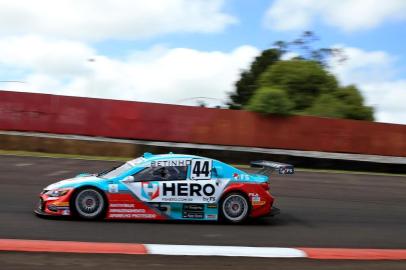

{"left": 274, "top": 31, "right": 346, "bottom": 66}
{"left": 228, "top": 49, "right": 280, "bottom": 109}
{"left": 245, "top": 87, "right": 293, "bottom": 116}
{"left": 306, "top": 93, "right": 346, "bottom": 118}
{"left": 228, "top": 31, "right": 374, "bottom": 121}
{"left": 250, "top": 60, "right": 374, "bottom": 120}
{"left": 305, "top": 87, "right": 374, "bottom": 120}
{"left": 258, "top": 60, "right": 338, "bottom": 112}
{"left": 228, "top": 31, "right": 344, "bottom": 109}
{"left": 332, "top": 85, "right": 374, "bottom": 120}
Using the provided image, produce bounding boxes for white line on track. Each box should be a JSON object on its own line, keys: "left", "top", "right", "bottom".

{"left": 145, "top": 244, "right": 306, "bottom": 258}
{"left": 15, "top": 163, "right": 33, "bottom": 167}
{"left": 47, "top": 170, "right": 70, "bottom": 176}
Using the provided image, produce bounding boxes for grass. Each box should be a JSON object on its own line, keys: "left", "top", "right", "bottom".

{"left": 0, "top": 149, "right": 404, "bottom": 177}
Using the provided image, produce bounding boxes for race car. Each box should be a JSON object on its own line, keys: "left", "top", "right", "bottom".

{"left": 35, "top": 153, "right": 294, "bottom": 223}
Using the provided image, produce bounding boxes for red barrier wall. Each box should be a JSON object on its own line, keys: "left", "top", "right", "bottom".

{"left": 0, "top": 90, "right": 405, "bottom": 157}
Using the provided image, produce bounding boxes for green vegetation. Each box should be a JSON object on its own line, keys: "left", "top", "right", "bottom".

{"left": 246, "top": 86, "right": 293, "bottom": 116}
{"left": 228, "top": 32, "right": 374, "bottom": 121}
{"left": 228, "top": 48, "right": 281, "bottom": 109}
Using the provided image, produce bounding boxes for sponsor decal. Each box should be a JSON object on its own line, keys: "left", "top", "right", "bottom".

{"left": 182, "top": 204, "right": 205, "bottom": 219}
{"left": 233, "top": 173, "right": 250, "bottom": 181}
{"left": 279, "top": 167, "right": 294, "bottom": 174}
{"left": 110, "top": 203, "right": 135, "bottom": 208}
{"left": 206, "top": 214, "right": 217, "bottom": 219}
{"left": 161, "top": 197, "right": 193, "bottom": 202}
{"left": 110, "top": 209, "right": 146, "bottom": 213}
{"left": 162, "top": 183, "right": 215, "bottom": 197}
{"left": 252, "top": 201, "right": 266, "bottom": 206}
{"left": 124, "top": 178, "right": 229, "bottom": 204}
{"left": 53, "top": 201, "right": 69, "bottom": 207}
{"left": 183, "top": 204, "right": 204, "bottom": 211}
{"left": 141, "top": 181, "right": 160, "bottom": 200}
{"left": 249, "top": 193, "right": 266, "bottom": 206}
{"left": 108, "top": 184, "right": 119, "bottom": 193}
{"left": 62, "top": 210, "right": 70, "bottom": 215}
{"left": 182, "top": 212, "right": 204, "bottom": 219}
{"left": 151, "top": 160, "right": 191, "bottom": 167}
{"left": 108, "top": 213, "right": 157, "bottom": 219}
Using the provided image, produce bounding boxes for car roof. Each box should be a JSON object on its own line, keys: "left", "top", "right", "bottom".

{"left": 129, "top": 153, "right": 208, "bottom": 164}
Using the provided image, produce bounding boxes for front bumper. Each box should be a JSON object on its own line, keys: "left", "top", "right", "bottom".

{"left": 34, "top": 207, "right": 53, "bottom": 217}
{"left": 34, "top": 192, "right": 73, "bottom": 217}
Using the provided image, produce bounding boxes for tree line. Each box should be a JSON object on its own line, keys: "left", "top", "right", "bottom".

{"left": 228, "top": 32, "right": 374, "bottom": 121}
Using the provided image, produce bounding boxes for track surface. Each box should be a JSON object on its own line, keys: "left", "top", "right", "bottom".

{"left": 1, "top": 155, "right": 406, "bottom": 269}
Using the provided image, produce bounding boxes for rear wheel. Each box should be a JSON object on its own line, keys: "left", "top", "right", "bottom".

{"left": 72, "top": 188, "right": 106, "bottom": 220}
{"left": 220, "top": 193, "right": 249, "bottom": 224}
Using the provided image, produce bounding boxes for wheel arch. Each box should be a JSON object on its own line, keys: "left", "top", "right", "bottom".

{"left": 69, "top": 185, "right": 109, "bottom": 218}
{"left": 218, "top": 187, "right": 252, "bottom": 223}
{"left": 221, "top": 184, "right": 250, "bottom": 203}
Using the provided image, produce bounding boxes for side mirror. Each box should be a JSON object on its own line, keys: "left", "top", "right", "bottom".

{"left": 122, "top": 175, "right": 135, "bottom": 182}
{"left": 212, "top": 166, "right": 223, "bottom": 178}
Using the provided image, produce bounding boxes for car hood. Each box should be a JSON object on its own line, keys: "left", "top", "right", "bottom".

{"left": 44, "top": 175, "right": 102, "bottom": 190}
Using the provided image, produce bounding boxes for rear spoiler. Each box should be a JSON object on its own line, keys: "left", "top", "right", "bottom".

{"left": 250, "top": 160, "right": 294, "bottom": 175}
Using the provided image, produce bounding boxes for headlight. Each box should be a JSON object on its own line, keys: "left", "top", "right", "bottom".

{"left": 44, "top": 188, "right": 71, "bottom": 197}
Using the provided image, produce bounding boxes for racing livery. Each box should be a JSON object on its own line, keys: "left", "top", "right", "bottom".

{"left": 35, "top": 153, "right": 294, "bottom": 223}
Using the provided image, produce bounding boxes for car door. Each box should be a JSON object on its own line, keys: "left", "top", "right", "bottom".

{"left": 122, "top": 163, "right": 189, "bottom": 203}
{"left": 122, "top": 158, "right": 228, "bottom": 204}
{"left": 188, "top": 158, "right": 229, "bottom": 204}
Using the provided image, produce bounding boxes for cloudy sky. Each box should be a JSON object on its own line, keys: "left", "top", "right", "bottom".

{"left": 0, "top": 0, "right": 405, "bottom": 124}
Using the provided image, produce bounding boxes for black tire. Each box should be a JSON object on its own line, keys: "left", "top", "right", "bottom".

{"left": 219, "top": 192, "right": 250, "bottom": 224}
{"left": 71, "top": 188, "right": 106, "bottom": 220}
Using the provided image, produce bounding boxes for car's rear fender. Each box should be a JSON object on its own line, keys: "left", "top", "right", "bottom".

{"left": 222, "top": 182, "right": 274, "bottom": 218}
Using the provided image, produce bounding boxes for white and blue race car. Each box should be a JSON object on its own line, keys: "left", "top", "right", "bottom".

{"left": 35, "top": 153, "right": 293, "bottom": 223}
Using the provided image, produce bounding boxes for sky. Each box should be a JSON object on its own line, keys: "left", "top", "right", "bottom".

{"left": 0, "top": 0, "right": 405, "bottom": 124}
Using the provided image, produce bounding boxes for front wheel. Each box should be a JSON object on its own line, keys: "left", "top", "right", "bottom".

{"left": 220, "top": 193, "right": 250, "bottom": 224}
{"left": 72, "top": 188, "right": 106, "bottom": 220}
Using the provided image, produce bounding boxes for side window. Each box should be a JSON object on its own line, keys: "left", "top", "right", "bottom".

{"left": 133, "top": 166, "right": 188, "bottom": 181}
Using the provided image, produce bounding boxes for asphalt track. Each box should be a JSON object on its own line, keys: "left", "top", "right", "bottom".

{"left": 1, "top": 154, "right": 406, "bottom": 269}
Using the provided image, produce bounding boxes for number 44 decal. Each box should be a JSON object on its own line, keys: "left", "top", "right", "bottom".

{"left": 191, "top": 159, "right": 212, "bottom": 180}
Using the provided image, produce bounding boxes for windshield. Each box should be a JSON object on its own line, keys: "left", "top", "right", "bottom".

{"left": 97, "top": 163, "right": 130, "bottom": 178}
{"left": 98, "top": 157, "right": 145, "bottom": 178}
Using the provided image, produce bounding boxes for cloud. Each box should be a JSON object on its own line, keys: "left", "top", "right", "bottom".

{"left": 0, "top": 35, "right": 259, "bottom": 107}
{"left": 329, "top": 46, "right": 406, "bottom": 124}
{"left": 0, "top": 35, "right": 95, "bottom": 76}
{"left": 264, "top": 0, "right": 406, "bottom": 32}
{"left": 1, "top": 36, "right": 404, "bottom": 124}
{"left": 0, "top": 0, "right": 236, "bottom": 41}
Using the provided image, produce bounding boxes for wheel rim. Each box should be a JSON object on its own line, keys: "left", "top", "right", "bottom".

{"left": 75, "top": 189, "right": 104, "bottom": 218}
{"left": 222, "top": 194, "right": 248, "bottom": 222}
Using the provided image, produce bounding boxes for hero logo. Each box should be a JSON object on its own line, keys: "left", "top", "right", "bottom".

{"left": 162, "top": 183, "right": 215, "bottom": 197}
{"left": 141, "top": 181, "right": 160, "bottom": 200}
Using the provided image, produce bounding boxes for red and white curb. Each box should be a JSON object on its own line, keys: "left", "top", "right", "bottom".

{"left": 1, "top": 239, "right": 406, "bottom": 260}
